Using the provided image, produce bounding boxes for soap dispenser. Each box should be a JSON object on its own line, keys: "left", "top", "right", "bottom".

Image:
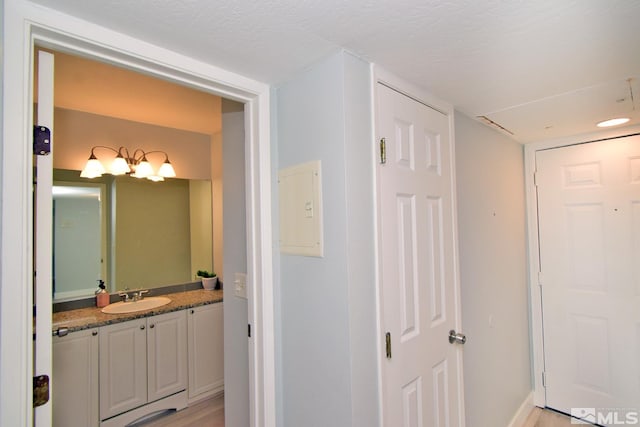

{"left": 95, "top": 280, "right": 109, "bottom": 308}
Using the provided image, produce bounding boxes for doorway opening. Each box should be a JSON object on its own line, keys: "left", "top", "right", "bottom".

{"left": 36, "top": 48, "right": 248, "bottom": 426}
{"left": 0, "top": 9, "right": 274, "bottom": 426}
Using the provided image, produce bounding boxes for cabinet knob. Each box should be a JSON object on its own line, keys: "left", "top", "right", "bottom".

{"left": 92, "top": 331, "right": 98, "bottom": 336}
{"left": 150, "top": 324, "right": 155, "bottom": 329}
{"left": 140, "top": 325, "right": 145, "bottom": 330}
{"left": 191, "top": 309, "right": 194, "bottom": 314}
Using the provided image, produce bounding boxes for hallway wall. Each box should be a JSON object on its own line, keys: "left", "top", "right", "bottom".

{"left": 275, "top": 51, "right": 378, "bottom": 427}
{"left": 222, "top": 99, "right": 250, "bottom": 427}
{"left": 454, "top": 111, "right": 532, "bottom": 427}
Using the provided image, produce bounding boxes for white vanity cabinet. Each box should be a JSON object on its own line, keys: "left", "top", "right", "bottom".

{"left": 53, "top": 301, "right": 222, "bottom": 425}
{"left": 52, "top": 328, "right": 99, "bottom": 427}
{"left": 187, "top": 302, "right": 224, "bottom": 402}
{"left": 99, "top": 310, "right": 187, "bottom": 421}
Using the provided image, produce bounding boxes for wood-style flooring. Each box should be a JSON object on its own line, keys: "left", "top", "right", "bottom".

{"left": 523, "top": 406, "right": 588, "bottom": 427}
{"left": 134, "top": 394, "right": 224, "bottom": 427}
{"left": 133, "top": 395, "right": 593, "bottom": 427}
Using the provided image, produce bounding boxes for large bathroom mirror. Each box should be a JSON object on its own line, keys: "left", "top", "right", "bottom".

{"left": 52, "top": 169, "right": 214, "bottom": 302}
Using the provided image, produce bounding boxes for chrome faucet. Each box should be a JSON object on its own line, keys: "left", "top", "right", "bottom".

{"left": 131, "top": 289, "right": 149, "bottom": 302}
{"left": 118, "top": 289, "right": 149, "bottom": 302}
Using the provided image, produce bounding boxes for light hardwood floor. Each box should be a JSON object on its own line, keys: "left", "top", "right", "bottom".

{"left": 133, "top": 397, "right": 587, "bottom": 427}
{"left": 134, "top": 394, "right": 224, "bottom": 427}
{"left": 523, "top": 407, "right": 584, "bottom": 427}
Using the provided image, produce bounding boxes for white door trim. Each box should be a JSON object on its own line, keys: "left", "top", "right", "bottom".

{"left": 371, "top": 65, "right": 466, "bottom": 426}
{"left": 34, "top": 50, "right": 55, "bottom": 426}
{"left": 1, "top": 2, "right": 275, "bottom": 426}
{"left": 524, "top": 124, "right": 640, "bottom": 407}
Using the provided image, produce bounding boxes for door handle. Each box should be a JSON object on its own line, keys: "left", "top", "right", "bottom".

{"left": 448, "top": 330, "right": 466, "bottom": 345}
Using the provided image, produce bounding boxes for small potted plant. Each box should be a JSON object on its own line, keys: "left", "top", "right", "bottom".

{"left": 197, "top": 270, "right": 218, "bottom": 290}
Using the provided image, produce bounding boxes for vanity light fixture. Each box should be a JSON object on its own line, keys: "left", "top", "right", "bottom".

{"left": 80, "top": 146, "right": 176, "bottom": 181}
{"left": 596, "top": 117, "right": 630, "bottom": 128}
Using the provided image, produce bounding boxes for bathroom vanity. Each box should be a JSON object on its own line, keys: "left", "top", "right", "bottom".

{"left": 52, "top": 289, "right": 223, "bottom": 427}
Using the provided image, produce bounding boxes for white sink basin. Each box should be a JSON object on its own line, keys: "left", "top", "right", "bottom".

{"left": 101, "top": 296, "right": 171, "bottom": 314}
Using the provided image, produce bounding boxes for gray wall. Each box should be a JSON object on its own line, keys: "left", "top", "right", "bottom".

{"left": 454, "top": 111, "right": 531, "bottom": 427}
{"left": 275, "top": 51, "right": 378, "bottom": 427}
{"left": 222, "top": 99, "right": 250, "bottom": 427}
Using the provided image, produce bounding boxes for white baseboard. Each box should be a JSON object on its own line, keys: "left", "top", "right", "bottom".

{"left": 507, "top": 392, "right": 534, "bottom": 427}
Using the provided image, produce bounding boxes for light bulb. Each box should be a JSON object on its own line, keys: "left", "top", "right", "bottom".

{"left": 110, "top": 155, "right": 130, "bottom": 175}
{"left": 158, "top": 160, "right": 176, "bottom": 178}
{"left": 80, "top": 155, "right": 105, "bottom": 178}
{"left": 132, "top": 159, "right": 154, "bottom": 178}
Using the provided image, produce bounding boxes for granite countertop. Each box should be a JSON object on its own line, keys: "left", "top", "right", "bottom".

{"left": 52, "top": 289, "right": 223, "bottom": 333}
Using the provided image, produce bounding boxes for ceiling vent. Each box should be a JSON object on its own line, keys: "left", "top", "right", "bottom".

{"left": 476, "top": 115, "right": 514, "bottom": 136}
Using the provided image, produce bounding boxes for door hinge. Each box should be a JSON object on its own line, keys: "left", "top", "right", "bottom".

{"left": 33, "top": 375, "right": 50, "bottom": 407}
{"left": 538, "top": 271, "right": 544, "bottom": 286}
{"left": 380, "top": 138, "right": 387, "bottom": 164}
{"left": 542, "top": 371, "right": 547, "bottom": 387}
{"left": 533, "top": 171, "right": 539, "bottom": 187}
{"left": 33, "top": 126, "right": 51, "bottom": 155}
{"left": 385, "top": 332, "right": 392, "bottom": 359}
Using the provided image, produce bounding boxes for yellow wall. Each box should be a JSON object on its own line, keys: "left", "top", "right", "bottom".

{"left": 114, "top": 177, "right": 192, "bottom": 290}
{"left": 189, "top": 179, "right": 214, "bottom": 278}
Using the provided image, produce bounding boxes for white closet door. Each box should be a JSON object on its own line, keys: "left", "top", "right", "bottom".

{"left": 377, "top": 83, "right": 465, "bottom": 427}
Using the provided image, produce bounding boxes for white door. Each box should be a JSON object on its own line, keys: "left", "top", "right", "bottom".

{"left": 537, "top": 135, "right": 640, "bottom": 425}
{"left": 377, "top": 83, "right": 465, "bottom": 427}
{"left": 34, "top": 50, "right": 55, "bottom": 426}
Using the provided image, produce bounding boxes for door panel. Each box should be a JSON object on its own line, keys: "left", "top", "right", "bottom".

{"left": 188, "top": 303, "right": 224, "bottom": 399}
{"left": 147, "top": 310, "right": 187, "bottom": 402}
{"left": 99, "top": 320, "right": 147, "bottom": 420}
{"left": 52, "top": 329, "right": 99, "bottom": 427}
{"left": 537, "top": 135, "right": 640, "bottom": 424}
{"left": 34, "top": 50, "right": 55, "bottom": 426}
{"left": 377, "top": 83, "right": 464, "bottom": 426}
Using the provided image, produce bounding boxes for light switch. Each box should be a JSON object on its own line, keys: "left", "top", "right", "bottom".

{"left": 304, "top": 201, "right": 313, "bottom": 218}
{"left": 234, "top": 272, "right": 247, "bottom": 299}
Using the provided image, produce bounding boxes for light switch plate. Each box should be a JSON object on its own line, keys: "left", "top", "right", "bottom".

{"left": 234, "top": 272, "right": 247, "bottom": 299}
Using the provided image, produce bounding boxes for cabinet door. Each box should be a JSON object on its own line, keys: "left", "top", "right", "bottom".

{"left": 188, "top": 303, "right": 224, "bottom": 399}
{"left": 52, "top": 329, "right": 99, "bottom": 427}
{"left": 99, "top": 319, "right": 147, "bottom": 420}
{"left": 147, "top": 310, "right": 188, "bottom": 402}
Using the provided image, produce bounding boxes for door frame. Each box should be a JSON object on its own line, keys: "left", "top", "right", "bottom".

{"left": 524, "top": 124, "right": 640, "bottom": 407}
{"left": 371, "top": 65, "right": 466, "bottom": 426}
{"left": 1, "top": 2, "right": 275, "bottom": 426}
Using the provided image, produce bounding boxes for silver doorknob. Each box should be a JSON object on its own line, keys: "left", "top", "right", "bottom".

{"left": 449, "top": 330, "right": 466, "bottom": 345}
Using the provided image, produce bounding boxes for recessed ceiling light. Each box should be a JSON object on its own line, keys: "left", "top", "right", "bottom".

{"left": 596, "top": 117, "right": 630, "bottom": 128}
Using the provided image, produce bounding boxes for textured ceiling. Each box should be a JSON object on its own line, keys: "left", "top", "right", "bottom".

{"left": 29, "top": 0, "right": 640, "bottom": 142}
